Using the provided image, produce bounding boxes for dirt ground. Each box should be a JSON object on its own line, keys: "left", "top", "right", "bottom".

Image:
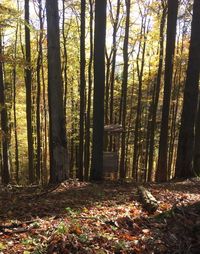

{"left": 0, "top": 178, "right": 200, "bottom": 253}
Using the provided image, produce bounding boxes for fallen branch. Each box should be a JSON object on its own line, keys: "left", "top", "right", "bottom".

{"left": 137, "top": 185, "right": 159, "bottom": 213}
{"left": 0, "top": 219, "right": 40, "bottom": 234}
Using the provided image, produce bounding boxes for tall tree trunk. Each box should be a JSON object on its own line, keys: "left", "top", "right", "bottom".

{"left": 0, "top": 32, "right": 10, "bottom": 184}
{"left": 46, "top": 0, "right": 68, "bottom": 183}
{"left": 36, "top": 0, "right": 43, "bottom": 183}
{"left": 132, "top": 14, "right": 149, "bottom": 180}
{"left": 41, "top": 48, "right": 48, "bottom": 184}
{"left": 25, "top": 0, "right": 34, "bottom": 183}
{"left": 78, "top": 0, "right": 86, "bottom": 181}
{"left": 194, "top": 99, "right": 200, "bottom": 176}
{"left": 148, "top": 3, "right": 167, "bottom": 181}
{"left": 176, "top": 0, "right": 200, "bottom": 178}
{"left": 156, "top": 0, "right": 178, "bottom": 182}
{"left": 62, "top": 0, "right": 68, "bottom": 123}
{"left": 84, "top": 0, "right": 94, "bottom": 181}
{"left": 13, "top": 18, "right": 19, "bottom": 183}
{"left": 119, "top": 0, "right": 130, "bottom": 179}
{"left": 91, "top": 0, "right": 107, "bottom": 181}
{"left": 109, "top": 0, "right": 121, "bottom": 151}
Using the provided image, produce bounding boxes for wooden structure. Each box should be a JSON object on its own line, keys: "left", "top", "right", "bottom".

{"left": 103, "top": 124, "right": 123, "bottom": 180}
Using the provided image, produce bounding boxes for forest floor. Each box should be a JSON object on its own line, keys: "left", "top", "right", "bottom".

{"left": 0, "top": 178, "right": 200, "bottom": 254}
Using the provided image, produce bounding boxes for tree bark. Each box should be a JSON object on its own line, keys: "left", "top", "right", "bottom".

{"left": 148, "top": 3, "right": 167, "bottom": 181}
{"left": 156, "top": 0, "right": 178, "bottom": 182}
{"left": 84, "top": 0, "right": 94, "bottom": 181}
{"left": 78, "top": 0, "right": 86, "bottom": 181}
{"left": 91, "top": 0, "right": 107, "bottom": 181}
{"left": 0, "top": 32, "right": 10, "bottom": 184}
{"left": 36, "top": 0, "right": 43, "bottom": 183}
{"left": 46, "top": 0, "right": 68, "bottom": 183}
{"left": 119, "top": 0, "right": 130, "bottom": 179}
{"left": 25, "top": 0, "right": 34, "bottom": 183}
{"left": 176, "top": 0, "right": 200, "bottom": 178}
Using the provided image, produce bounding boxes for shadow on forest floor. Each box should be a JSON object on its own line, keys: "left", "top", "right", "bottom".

{"left": 0, "top": 179, "right": 200, "bottom": 253}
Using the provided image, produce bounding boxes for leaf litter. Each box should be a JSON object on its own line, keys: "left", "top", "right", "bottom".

{"left": 0, "top": 178, "right": 200, "bottom": 253}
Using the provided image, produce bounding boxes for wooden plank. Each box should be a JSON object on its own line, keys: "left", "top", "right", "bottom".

{"left": 103, "top": 152, "right": 118, "bottom": 172}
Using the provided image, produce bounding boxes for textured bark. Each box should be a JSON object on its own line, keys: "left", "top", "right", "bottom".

{"left": 25, "top": 0, "right": 34, "bottom": 183}
{"left": 84, "top": 0, "right": 94, "bottom": 181}
{"left": 36, "top": 0, "right": 43, "bottom": 183}
{"left": 91, "top": 0, "right": 107, "bottom": 181}
{"left": 119, "top": 0, "right": 130, "bottom": 179}
{"left": 156, "top": 0, "right": 178, "bottom": 182}
{"left": 78, "top": 0, "right": 86, "bottom": 181}
{"left": 176, "top": 0, "right": 200, "bottom": 178}
{"left": 148, "top": 4, "right": 167, "bottom": 181}
{"left": 109, "top": 0, "right": 121, "bottom": 151}
{"left": 46, "top": 0, "right": 68, "bottom": 183}
{"left": 137, "top": 186, "right": 159, "bottom": 213}
{"left": 194, "top": 101, "right": 200, "bottom": 175}
{"left": 132, "top": 14, "right": 149, "bottom": 181}
{"left": 13, "top": 19, "right": 19, "bottom": 183}
{"left": 0, "top": 33, "right": 10, "bottom": 184}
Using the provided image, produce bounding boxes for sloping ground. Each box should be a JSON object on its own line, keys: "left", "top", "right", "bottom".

{"left": 0, "top": 179, "right": 200, "bottom": 254}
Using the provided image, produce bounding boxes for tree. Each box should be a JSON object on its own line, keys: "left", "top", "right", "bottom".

{"left": 78, "top": 0, "right": 86, "bottom": 181}
{"left": 24, "top": 0, "right": 34, "bottom": 183}
{"left": 132, "top": 2, "right": 150, "bottom": 180}
{"left": 156, "top": 0, "right": 178, "bottom": 182}
{"left": 46, "top": 0, "right": 68, "bottom": 183}
{"left": 148, "top": 2, "right": 167, "bottom": 181}
{"left": 13, "top": 15, "right": 19, "bottom": 183}
{"left": 119, "top": 0, "right": 130, "bottom": 179}
{"left": 36, "top": 0, "right": 44, "bottom": 183}
{"left": 0, "top": 32, "right": 10, "bottom": 184}
{"left": 91, "top": 0, "right": 107, "bottom": 181}
{"left": 109, "top": 0, "right": 121, "bottom": 151}
{"left": 84, "top": 0, "right": 94, "bottom": 180}
{"left": 176, "top": 0, "right": 200, "bottom": 178}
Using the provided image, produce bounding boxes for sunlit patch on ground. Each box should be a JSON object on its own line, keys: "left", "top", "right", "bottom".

{"left": 0, "top": 179, "right": 200, "bottom": 253}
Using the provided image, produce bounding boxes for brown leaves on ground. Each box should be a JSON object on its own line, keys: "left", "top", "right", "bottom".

{"left": 0, "top": 178, "right": 200, "bottom": 253}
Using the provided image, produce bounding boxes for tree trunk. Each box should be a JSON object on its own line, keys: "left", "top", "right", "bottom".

{"left": 91, "top": 0, "right": 107, "bottom": 181}
{"left": 156, "top": 0, "right": 178, "bottom": 182}
{"left": 25, "top": 0, "right": 34, "bottom": 183}
{"left": 176, "top": 0, "right": 200, "bottom": 178}
{"left": 0, "top": 32, "right": 10, "bottom": 184}
{"left": 119, "top": 0, "right": 130, "bottom": 179}
{"left": 13, "top": 18, "right": 19, "bottom": 184}
{"left": 78, "top": 0, "right": 86, "bottom": 181}
{"left": 84, "top": 0, "right": 94, "bottom": 181}
{"left": 132, "top": 14, "right": 149, "bottom": 181}
{"left": 36, "top": 0, "right": 43, "bottom": 183}
{"left": 148, "top": 3, "right": 167, "bottom": 181}
{"left": 109, "top": 0, "right": 121, "bottom": 151}
{"left": 46, "top": 0, "right": 68, "bottom": 183}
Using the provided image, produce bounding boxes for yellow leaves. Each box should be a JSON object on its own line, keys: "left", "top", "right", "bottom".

{"left": 0, "top": 242, "right": 6, "bottom": 250}
{"left": 0, "top": 2, "right": 19, "bottom": 27}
